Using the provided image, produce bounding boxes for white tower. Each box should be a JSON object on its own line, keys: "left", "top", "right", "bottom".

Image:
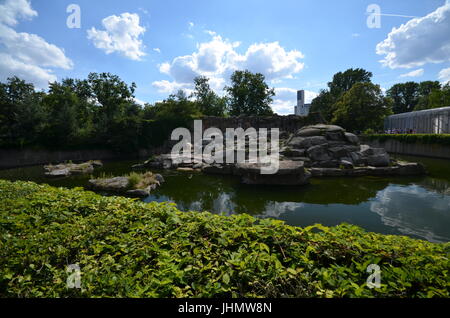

{"left": 294, "top": 90, "right": 310, "bottom": 116}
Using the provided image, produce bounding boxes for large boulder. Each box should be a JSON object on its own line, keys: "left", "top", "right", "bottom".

{"left": 236, "top": 160, "right": 311, "bottom": 185}
{"left": 367, "top": 154, "right": 390, "bottom": 167}
{"left": 44, "top": 161, "right": 101, "bottom": 178}
{"left": 295, "top": 124, "right": 345, "bottom": 137}
{"left": 307, "top": 144, "right": 332, "bottom": 162}
{"left": 88, "top": 177, "right": 130, "bottom": 192}
{"left": 344, "top": 132, "right": 360, "bottom": 145}
{"left": 288, "top": 136, "right": 328, "bottom": 149}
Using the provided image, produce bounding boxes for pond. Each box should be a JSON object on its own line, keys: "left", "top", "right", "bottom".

{"left": 1, "top": 155, "right": 450, "bottom": 243}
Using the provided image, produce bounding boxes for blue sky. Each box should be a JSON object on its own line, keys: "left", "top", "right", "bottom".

{"left": 1, "top": 0, "right": 450, "bottom": 114}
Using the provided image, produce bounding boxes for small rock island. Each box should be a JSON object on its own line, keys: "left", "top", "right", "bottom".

{"left": 137, "top": 124, "right": 426, "bottom": 186}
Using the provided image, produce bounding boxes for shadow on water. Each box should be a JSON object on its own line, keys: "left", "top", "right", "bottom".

{"left": 1, "top": 155, "right": 450, "bottom": 243}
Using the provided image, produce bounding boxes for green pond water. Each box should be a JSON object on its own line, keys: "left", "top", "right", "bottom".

{"left": 1, "top": 155, "right": 450, "bottom": 243}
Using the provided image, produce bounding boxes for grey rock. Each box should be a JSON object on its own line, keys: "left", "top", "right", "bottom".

{"left": 295, "top": 127, "right": 322, "bottom": 137}
{"left": 307, "top": 144, "right": 331, "bottom": 162}
{"left": 396, "top": 161, "right": 426, "bottom": 176}
{"left": 349, "top": 152, "right": 367, "bottom": 165}
{"left": 45, "top": 168, "right": 71, "bottom": 178}
{"left": 126, "top": 188, "right": 151, "bottom": 198}
{"left": 88, "top": 177, "right": 130, "bottom": 191}
{"left": 329, "top": 146, "right": 350, "bottom": 159}
{"left": 340, "top": 159, "right": 354, "bottom": 169}
{"left": 237, "top": 160, "right": 311, "bottom": 185}
{"left": 360, "top": 145, "right": 388, "bottom": 157}
{"left": 325, "top": 131, "right": 345, "bottom": 141}
{"left": 367, "top": 153, "right": 390, "bottom": 167}
{"left": 344, "top": 132, "right": 360, "bottom": 145}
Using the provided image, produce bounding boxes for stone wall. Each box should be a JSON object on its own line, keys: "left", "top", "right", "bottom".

{"left": 0, "top": 115, "right": 323, "bottom": 169}
{"left": 193, "top": 113, "right": 323, "bottom": 134}
{"left": 0, "top": 147, "right": 166, "bottom": 170}
{"left": 361, "top": 137, "right": 450, "bottom": 159}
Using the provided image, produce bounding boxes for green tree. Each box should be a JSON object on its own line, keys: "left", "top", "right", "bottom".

{"left": 193, "top": 76, "right": 227, "bottom": 116}
{"left": 328, "top": 68, "right": 373, "bottom": 96}
{"left": 225, "top": 70, "right": 274, "bottom": 116}
{"left": 310, "top": 89, "right": 335, "bottom": 122}
{"left": 332, "top": 82, "right": 392, "bottom": 132}
{"left": 0, "top": 77, "right": 45, "bottom": 147}
{"left": 386, "top": 82, "right": 420, "bottom": 114}
{"left": 310, "top": 68, "right": 373, "bottom": 121}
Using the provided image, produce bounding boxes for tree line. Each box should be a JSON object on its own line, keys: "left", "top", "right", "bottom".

{"left": 2, "top": 67, "right": 449, "bottom": 152}
{"left": 0, "top": 70, "right": 275, "bottom": 152}
{"left": 310, "top": 68, "right": 450, "bottom": 133}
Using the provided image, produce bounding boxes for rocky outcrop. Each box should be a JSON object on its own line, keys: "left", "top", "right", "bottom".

{"left": 235, "top": 160, "right": 311, "bottom": 185}
{"left": 44, "top": 160, "right": 102, "bottom": 178}
{"left": 88, "top": 172, "right": 164, "bottom": 198}
{"left": 283, "top": 125, "right": 392, "bottom": 169}
{"left": 136, "top": 124, "right": 426, "bottom": 186}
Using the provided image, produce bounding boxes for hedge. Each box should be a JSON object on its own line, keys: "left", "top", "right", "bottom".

{"left": 0, "top": 180, "right": 449, "bottom": 298}
{"left": 364, "top": 134, "right": 450, "bottom": 145}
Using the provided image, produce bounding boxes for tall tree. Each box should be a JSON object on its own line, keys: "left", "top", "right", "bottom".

{"left": 386, "top": 82, "right": 420, "bottom": 114}
{"left": 328, "top": 68, "right": 373, "bottom": 96}
{"left": 193, "top": 76, "right": 227, "bottom": 116}
{"left": 310, "top": 68, "right": 373, "bottom": 122}
{"left": 0, "top": 77, "right": 44, "bottom": 147}
{"left": 225, "top": 70, "right": 274, "bottom": 116}
{"left": 332, "top": 82, "right": 392, "bottom": 132}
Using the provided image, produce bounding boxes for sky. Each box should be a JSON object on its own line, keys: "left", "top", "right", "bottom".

{"left": 1, "top": 0, "right": 450, "bottom": 114}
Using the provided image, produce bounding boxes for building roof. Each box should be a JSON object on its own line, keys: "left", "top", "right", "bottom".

{"left": 387, "top": 106, "right": 450, "bottom": 119}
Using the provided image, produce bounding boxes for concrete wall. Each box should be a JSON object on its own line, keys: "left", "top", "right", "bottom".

{"left": 0, "top": 147, "right": 166, "bottom": 170}
{"left": 361, "top": 137, "right": 450, "bottom": 159}
{"left": 0, "top": 115, "right": 323, "bottom": 169}
{"left": 196, "top": 114, "right": 322, "bottom": 134}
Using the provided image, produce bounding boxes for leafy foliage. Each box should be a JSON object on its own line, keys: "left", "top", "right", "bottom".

{"left": 225, "top": 70, "right": 275, "bottom": 116}
{"left": 310, "top": 68, "right": 373, "bottom": 122}
{"left": 193, "top": 76, "right": 227, "bottom": 116}
{"left": 0, "top": 180, "right": 448, "bottom": 298}
{"left": 332, "top": 83, "right": 393, "bottom": 132}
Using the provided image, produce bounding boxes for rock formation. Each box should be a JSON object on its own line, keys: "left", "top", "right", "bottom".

{"left": 44, "top": 160, "right": 103, "bottom": 177}
{"left": 138, "top": 124, "right": 426, "bottom": 185}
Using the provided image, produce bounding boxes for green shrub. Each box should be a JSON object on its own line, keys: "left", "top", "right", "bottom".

{"left": 364, "top": 134, "right": 450, "bottom": 145}
{"left": 0, "top": 180, "right": 448, "bottom": 298}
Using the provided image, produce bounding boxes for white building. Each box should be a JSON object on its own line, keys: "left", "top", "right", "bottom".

{"left": 294, "top": 90, "right": 311, "bottom": 116}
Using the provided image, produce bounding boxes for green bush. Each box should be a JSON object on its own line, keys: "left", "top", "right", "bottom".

{"left": 0, "top": 180, "right": 448, "bottom": 298}
{"left": 364, "top": 134, "right": 450, "bottom": 146}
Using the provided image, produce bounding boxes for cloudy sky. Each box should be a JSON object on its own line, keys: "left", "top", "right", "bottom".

{"left": 1, "top": 0, "right": 450, "bottom": 114}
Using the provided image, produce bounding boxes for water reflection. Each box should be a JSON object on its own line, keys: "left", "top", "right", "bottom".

{"left": 1, "top": 156, "right": 450, "bottom": 242}
{"left": 370, "top": 185, "right": 450, "bottom": 242}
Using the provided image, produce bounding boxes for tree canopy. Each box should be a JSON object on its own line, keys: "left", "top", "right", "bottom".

{"left": 225, "top": 70, "right": 274, "bottom": 116}
{"left": 332, "top": 82, "right": 392, "bottom": 132}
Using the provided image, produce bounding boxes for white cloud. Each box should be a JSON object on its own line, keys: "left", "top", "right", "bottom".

{"left": 152, "top": 80, "right": 192, "bottom": 94}
{"left": 0, "top": 52, "right": 56, "bottom": 88}
{"left": 438, "top": 67, "right": 450, "bottom": 84}
{"left": 351, "top": 33, "right": 360, "bottom": 38}
{"left": 0, "top": 0, "right": 37, "bottom": 26}
{"left": 376, "top": 3, "right": 450, "bottom": 69}
{"left": 399, "top": 68, "right": 424, "bottom": 78}
{"left": 87, "top": 13, "right": 146, "bottom": 61}
{"left": 0, "top": 0, "right": 73, "bottom": 89}
{"left": 153, "top": 48, "right": 161, "bottom": 53}
{"left": 188, "top": 22, "right": 194, "bottom": 29}
{"left": 152, "top": 32, "right": 306, "bottom": 113}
